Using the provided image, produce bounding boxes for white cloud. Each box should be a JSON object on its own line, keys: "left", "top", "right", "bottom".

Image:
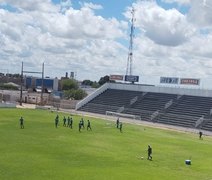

{"left": 130, "top": 1, "right": 195, "bottom": 46}
{"left": 0, "top": 1, "right": 127, "bottom": 80}
{"left": 187, "top": 0, "right": 212, "bottom": 28}
{"left": 161, "top": 0, "right": 190, "bottom": 5}
{"left": 0, "top": 0, "right": 59, "bottom": 12}
{"left": 132, "top": 26, "right": 212, "bottom": 80}
{"left": 60, "top": 0, "right": 72, "bottom": 13}
{"left": 81, "top": 2, "right": 103, "bottom": 10}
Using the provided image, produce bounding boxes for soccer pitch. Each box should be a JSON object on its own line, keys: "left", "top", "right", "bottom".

{"left": 0, "top": 108, "right": 212, "bottom": 180}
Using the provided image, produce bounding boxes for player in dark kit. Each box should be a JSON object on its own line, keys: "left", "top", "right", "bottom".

{"left": 63, "top": 116, "right": 67, "bottom": 127}
{"left": 87, "top": 120, "right": 92, "bottom": 131}
{"left": 147, "top": 145, "right": 152, "bottom": 160}
{"left": 69, "top": 117, "right": 73, "bottom": 129}
{"left": 67, "top": 117, "right": 70, "bottom": 127}
{"left": 79, "top": 122, "right": 81, "bottom": 132}
{"left": 116, "top": 117, "right": 119, "bottom": 128}
{"left": 199, "top": 131, "right": 203, "bottom": 139}
{"left": 81, "top": 118, "right": 84, "bottom": 129}
{"left": 55, "top": 115, "right": 59, "bottom": 128}
{"left": 20, "top": 117, "right": 24, "bottom": 129}
{"left": 119, "top": 122, "right": 122, "bottom": 133}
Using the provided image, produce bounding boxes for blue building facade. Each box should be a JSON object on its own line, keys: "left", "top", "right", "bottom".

{"left": 25, "top": 77, "right": 58, "bottom": 91}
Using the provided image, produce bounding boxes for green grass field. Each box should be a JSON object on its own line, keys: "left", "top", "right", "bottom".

{"left": 0, "top": 108, "right": 212, "bottom": 180}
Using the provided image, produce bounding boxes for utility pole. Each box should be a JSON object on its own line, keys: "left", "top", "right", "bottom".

{"left": 20, "top": 62, "right": 23, "bottom": 106}
{"left": 41, "top": 63, "right": 44, "bottom": 105}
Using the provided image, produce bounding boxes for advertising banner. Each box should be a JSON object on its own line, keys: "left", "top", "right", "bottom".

{"left": 160, "top": 77, "right": 179, "bottom": 84}
{"left": 124, "top": 75, "right": 139, "bottom": 82}
{"left": 180, "top": 78, "right": 200, "bottom": 85}
{"left": 109, "top": 75, "right": 124, "bottom": 81}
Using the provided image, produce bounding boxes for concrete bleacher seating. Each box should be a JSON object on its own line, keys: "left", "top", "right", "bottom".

{"left": 157, "top": 113, "right": 199, "bottom": 128}
{"left": 79, "top": 89, "right": 177, "bottom": 121}
{"left": 201, "top": 120, "right": 212, "bottom": 131}
{"left": 123, "top": 92, "right": 177, "bottom": 121}
{"left": 78, "top": 85, "right": 212, "bottom": 132}
{"left": 157, "top": 95, "right": 212, "bottom": 128}
{"left": 79, "top": 89, "right": 142, "bottom": 114}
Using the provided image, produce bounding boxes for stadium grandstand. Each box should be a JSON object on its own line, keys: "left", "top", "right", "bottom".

{"left": 76, "top": 82, "right": 212, "bottom": 132}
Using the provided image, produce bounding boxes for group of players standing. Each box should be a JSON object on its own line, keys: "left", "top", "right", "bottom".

{"left": 55, "top": 115, "right": 92, "bottom": 132}
{"left": 78, "top": 118, "right": 92, "bottom": 132}
{"left": 18, "top": 115, "right": 92, "bottom": 132}
{"left": 55, "top": 114, "right": 73, "bottom": 129}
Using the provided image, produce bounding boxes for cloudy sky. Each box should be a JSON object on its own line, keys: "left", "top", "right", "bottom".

{"left": 1, "top": 0, "right": 212, "bottom": 88}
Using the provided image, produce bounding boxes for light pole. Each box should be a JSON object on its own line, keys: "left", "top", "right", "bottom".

{"left": 20, "top": 62, "right": 23, "bottom": 106}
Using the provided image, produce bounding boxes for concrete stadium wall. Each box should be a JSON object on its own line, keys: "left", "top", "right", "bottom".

{"left": 0, "top": 90, "right": 28, "bottom": 102}
{"left": 108, "top": 83, "right": 212, "bottom": 97}
{"left": 0, "top": 102, "right": 16, "bottom": 108}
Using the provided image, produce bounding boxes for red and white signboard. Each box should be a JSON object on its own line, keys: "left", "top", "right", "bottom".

{"left": 109, "top": 75, "right": 124, "bottom": 81}
{"left": 180, "top": 78, "right": 200, "bottom": 85}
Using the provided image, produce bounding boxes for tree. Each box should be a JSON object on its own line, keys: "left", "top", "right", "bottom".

{"left": 64, "top": 90, "right": 75, "bottom": 99}
{"left": 82, "top": 80, "right": 93, "bottom": 86}
{"left": 98, "top": 75, "right": 110, "bottom": 86}
{"left": 82, "top": 80, "right": 100, "bottom": 88}
{"left": 61, "top": 79, "right": 78, "bottom": 90}
{"left": 98, "top": 75, "right": 115, "bottom": 86}
{"left": 64, "top": 89, "right": 87, "bottom": 100}
{"left": 13, "top": 74, "right": 21, "bottom": 78}
{"left": 74, "top": 89, "right": 87, "bottom": 100}
{"left": 91, "top": 81, "right": 100, "bottom": 88}
{"left": 0, "top": 83, "right": 19, "bottom": 90}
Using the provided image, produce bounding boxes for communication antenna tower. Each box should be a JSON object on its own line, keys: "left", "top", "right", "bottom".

{"left": 126, "top": 7, "right": 135, "bottom": 76}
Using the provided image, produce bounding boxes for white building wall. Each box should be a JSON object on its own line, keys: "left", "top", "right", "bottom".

{"left": 53, "top": 78, "right": 59, "bottom": 91}
{"left": 109, "top": 83, "right": 212, "bottom": 97}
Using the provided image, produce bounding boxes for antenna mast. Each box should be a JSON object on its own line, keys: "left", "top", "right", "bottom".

{"left": 126, "top": 7, "right": 135, "bottom": 76}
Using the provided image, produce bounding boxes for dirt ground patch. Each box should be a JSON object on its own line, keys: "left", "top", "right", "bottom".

{"left": 16, "top": 103, "right": 36, "bottom": 109}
